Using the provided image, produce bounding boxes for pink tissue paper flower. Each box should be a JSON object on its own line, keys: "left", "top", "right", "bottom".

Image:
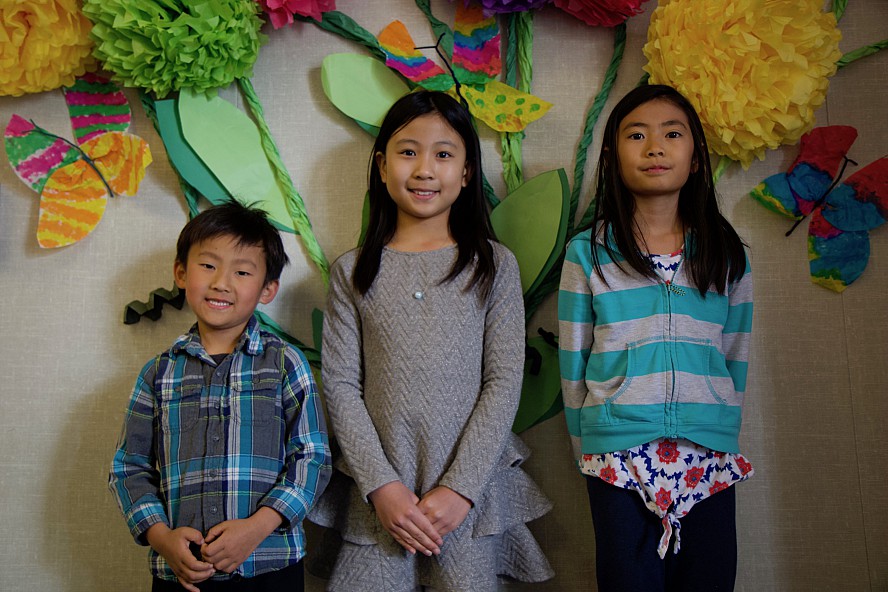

{"left": 554, "top": 0, "right": 648, "bottom": 27}
{"left": 259, "top": 0, "right": 335, "bottom": 29}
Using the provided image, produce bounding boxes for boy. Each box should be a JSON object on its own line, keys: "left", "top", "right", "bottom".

{"left": 110, "top": 201, "right": 331, "bottom": 592}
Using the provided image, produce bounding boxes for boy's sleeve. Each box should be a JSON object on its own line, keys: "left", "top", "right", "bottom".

{"left": 259, "top": 346, "right": 331, "bottom": 528}
{"left": 722, "top": 252, "right": 754, "bottom": 394}
{"left": 108, "top": 359, "right": 169, "bottom": 545}
{"left": 558, "top": 236, "right": 596, "bottom": 463}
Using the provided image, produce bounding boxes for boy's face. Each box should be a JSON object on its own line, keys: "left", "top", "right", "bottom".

{"left": 174, "top": 234, "right": 279, "bottom": 354}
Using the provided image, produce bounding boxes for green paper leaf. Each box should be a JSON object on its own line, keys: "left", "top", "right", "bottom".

{"left": 177, "top": 88, "right": 295, "bottom": 233}
{"left": 321, "top": 53, "right": 410, "bottom": 129}
{"left": 253, "top": 310, "right": 321, "bottom": 367}
{"left": 490, "top": 169, "right": 569, "bottom": 294}
{"left": 154, "top": 98, "right": 231, "bottom": 206}
{"left": 513, "top": 335, "right": 563, "bottom": 433}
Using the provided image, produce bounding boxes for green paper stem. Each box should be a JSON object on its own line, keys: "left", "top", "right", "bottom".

{"left": 238, "top": 77, "right": 330, "bottom": 285}
{"left": 838, "top": 39, "right": 888, "bottom": 68}
{"left": 139, "top": 90, "right": 201, "bottom": 218}
{"left": 499, "top": 11, "right": 534, "bottom": 194}
{"left": 572, "top": 23, "right": 627, "bottom": 235}
{"left": 301, "top": 11, "right": 386, "bottom": 61}
{"left": 414, "top": 0, "right": 454, "bottom": 58}
{"left": 713, "top": 155, "right": 732, "bottom": 184}
{"left": 831, "top": 0, "right": 847, "bottom": 21}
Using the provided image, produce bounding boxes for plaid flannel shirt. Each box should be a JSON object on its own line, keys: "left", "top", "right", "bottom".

{"left": 109, "top": 315, "right": 331, "bottom": 581}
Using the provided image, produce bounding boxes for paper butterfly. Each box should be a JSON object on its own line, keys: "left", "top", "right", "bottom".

{"left": 378, "top": 3, "right": 551, "bottom": 132}
{"left": 4, "top": 73, "right": 152, "bottom": 248}
{"left": 750, "top": 125, "right": 888, "bottom": 292}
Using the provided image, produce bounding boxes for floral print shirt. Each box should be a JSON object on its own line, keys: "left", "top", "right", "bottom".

{"left": 579, "top": 250, "right": 754, "bottom": 559}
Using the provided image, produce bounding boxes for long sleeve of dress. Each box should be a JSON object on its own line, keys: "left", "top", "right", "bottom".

{"left": 322, "top": 258, "right": 401, "bottom": 500}
{"left": 437, "top": 248, "right": 526, "bottom": 504}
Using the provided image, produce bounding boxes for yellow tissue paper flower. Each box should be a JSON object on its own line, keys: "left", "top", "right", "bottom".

{"left": 0, "top": 0, "right": 95, "bottom": 96}
{"left": 643, "top": 0, "right": 842, "bottom": 167}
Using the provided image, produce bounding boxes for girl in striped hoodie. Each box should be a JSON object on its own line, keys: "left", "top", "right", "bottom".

{"left": 558, "top": 85, "right": 753, "bottom": 592}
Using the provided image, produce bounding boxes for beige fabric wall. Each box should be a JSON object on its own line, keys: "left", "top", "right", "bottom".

{"left": 0, "top": 1, "right": 885, "bottom": 590}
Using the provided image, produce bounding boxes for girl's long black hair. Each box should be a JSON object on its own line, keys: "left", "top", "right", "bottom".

{"left": 353, "top": 90, "right": 497, "bottom": 299}
{"left": 590, "top": 84, "right": 746, "bottom": 295}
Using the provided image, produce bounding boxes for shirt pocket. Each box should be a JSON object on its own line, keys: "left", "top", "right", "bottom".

{"left": 230, "top": 382, "right": 279, "bottom": 427}
{"left": 159, "top": 383, "right": 202, "bottom": 433}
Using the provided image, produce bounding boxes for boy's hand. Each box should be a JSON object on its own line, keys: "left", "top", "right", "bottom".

{"left": 200, "top": 507, "right": 283, "bottom": 574}
{"left": 418, "top": 486, "right": 472, "bottom": 537}
{"left": 145, "top": 524, "right": 215, "bottom": 592}
{"left": 368, "top": 481, "right": 442, "bottom": 556}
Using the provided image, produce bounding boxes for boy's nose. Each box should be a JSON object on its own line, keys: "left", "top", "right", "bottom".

{"left": 210, "top": 272, "right": 230, "bottom": 291}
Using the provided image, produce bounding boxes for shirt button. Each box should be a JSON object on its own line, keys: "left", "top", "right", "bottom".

{"left": 213, "top": 435, "right": 220, "bottom": 442}
{"left": 210, "top": 506, "right": 218, "bottom": 514}
{"left": 413, "top": 291, "right": 424, "bottom": 300}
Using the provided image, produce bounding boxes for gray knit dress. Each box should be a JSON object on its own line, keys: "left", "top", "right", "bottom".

{"left": 309, "top": 243, "right": 553, "bottom": 591}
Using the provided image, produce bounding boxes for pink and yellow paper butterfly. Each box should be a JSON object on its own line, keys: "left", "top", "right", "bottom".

{"left": 5, "top": 74, "right": 152, "bottom": 248}
{"left": 378, "top": 3, "right": 551, "bottom": 133}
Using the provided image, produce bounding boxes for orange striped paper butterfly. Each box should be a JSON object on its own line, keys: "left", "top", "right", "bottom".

{"left": 4, "top": 74, "right": 152, "bottom": 248}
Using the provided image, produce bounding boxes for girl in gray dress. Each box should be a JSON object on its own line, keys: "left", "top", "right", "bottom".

{"left": 310, "top": 91, "right": 552, "bottom": 591}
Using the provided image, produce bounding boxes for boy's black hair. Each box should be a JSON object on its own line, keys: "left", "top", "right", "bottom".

{"left": 589, "top": 84, "right": 746, "bottom": 296}
{"left": 176, "top": 200, "right": 289, "bottom": 283}
{"left": 353, "top": 90, "right": 497, "bottom": 300}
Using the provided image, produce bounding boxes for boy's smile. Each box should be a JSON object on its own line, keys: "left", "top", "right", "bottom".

{"left": 174, "top": 234, "right": 279, "bottom": 354}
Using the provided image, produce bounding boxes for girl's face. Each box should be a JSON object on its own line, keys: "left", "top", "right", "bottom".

{"left": 616, "top": 99, "right": 696, "bottom": 204}
{"left": 376, "top": 113, "right": 469, "bottom": 230}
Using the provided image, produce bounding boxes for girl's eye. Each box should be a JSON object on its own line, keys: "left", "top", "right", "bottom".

{"left": 628, "top": 132, "right": 644, "bottom": 140}
{"left": 400, "top": 149, "right": 416, "bottom": 157}
{"left": 666, "top": 131, "right": 683, "bottom": 138}
{"left": 437, "top": 151, "right": 452, "bottom": 159}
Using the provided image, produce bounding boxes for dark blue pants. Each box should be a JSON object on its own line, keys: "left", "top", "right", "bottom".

{"left": 586, "top": 476, "right": 737, "bottom": 592}
{"left": 152, "top": 561, "right": 303, "bottom": 592}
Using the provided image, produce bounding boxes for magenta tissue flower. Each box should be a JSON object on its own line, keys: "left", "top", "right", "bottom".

{"left": 259, "top": 0, "right": 335, "bottom": 29}
{"left": 554, "top": 0, "right": 648, "bottom": 27}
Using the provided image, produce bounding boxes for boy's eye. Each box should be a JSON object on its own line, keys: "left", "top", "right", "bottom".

{"left": 200, "top": 263, "right": 215, "bottom": 270}
{"left": 236, "top": 271, "right": 252, "bottom": 277}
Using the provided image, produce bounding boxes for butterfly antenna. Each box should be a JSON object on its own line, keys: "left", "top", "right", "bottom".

{"left": 785, "top": 155, "right": 858, "bottom": 237}
{"left": 28, "top": 120, "right": 116, "bottom": 198}
{"left": 415, "top": 33, "right": 469, "bottom": 110}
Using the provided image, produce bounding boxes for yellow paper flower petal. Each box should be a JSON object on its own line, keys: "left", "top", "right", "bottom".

{"left": 0, "top": 0, "right": 95, "bottom": 96}
{"left": 643, "top": 0, "right": 841, "bottom": 167}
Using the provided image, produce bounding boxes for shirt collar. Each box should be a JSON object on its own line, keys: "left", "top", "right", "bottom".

{"left": 171, "top": 314, "right": 264, "bottom": 361}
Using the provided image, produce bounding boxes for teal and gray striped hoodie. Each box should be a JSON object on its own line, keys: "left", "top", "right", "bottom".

{"left": 558, "top": 228, "right": 753, "bottom": 462}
